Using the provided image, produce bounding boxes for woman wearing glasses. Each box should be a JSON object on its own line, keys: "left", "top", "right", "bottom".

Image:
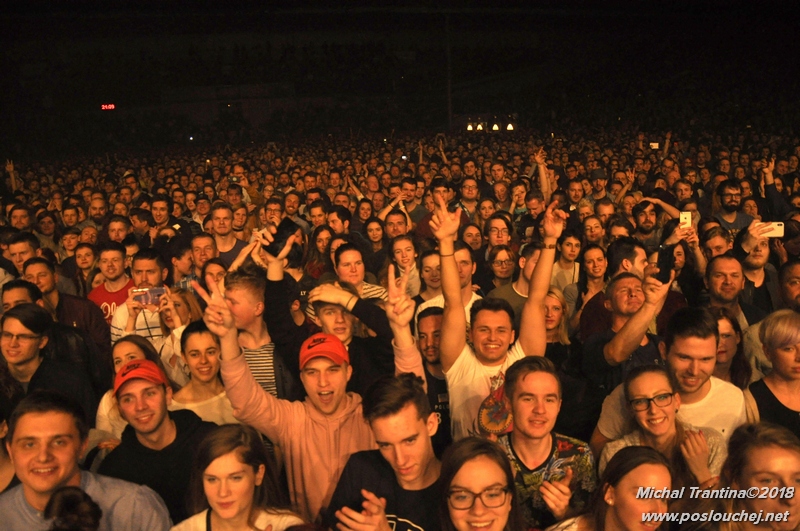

{"left": 439, "top": 437, "right": 525, "bottom": 531}
{"left": 478, "top": 245, "right": 517, "bottom": 294}
{"left": 598, "top": 365, "right": 726, "bottom": 495}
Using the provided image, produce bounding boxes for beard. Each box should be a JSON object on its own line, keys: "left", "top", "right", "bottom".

{"left": 637, "top": 223, "right": 655, "bottom": 235}
{"left": 721, "top": 202, "right": 740, "bottom": 213}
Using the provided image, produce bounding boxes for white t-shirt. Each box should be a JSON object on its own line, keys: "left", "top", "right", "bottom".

{"left": 596, "top": 376, "right": 747, "bottom": 441}
{"left": 414, "top": 291, "right": 482, "bottom": 334}
{"left": 169, "top": 391, "right": 239, "bottom": 426}
{"left": 445, "top": 341, "right": 525, "bottom": 440}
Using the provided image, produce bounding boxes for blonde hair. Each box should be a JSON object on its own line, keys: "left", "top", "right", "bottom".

{"left": 159, "top": 288, "right": 204, "bottom": 337}
{"left": 546, "top": 287, "right": 571, "bottom": 346}
{"left": 758, "top": 309, "right": 800, "bottom": 355}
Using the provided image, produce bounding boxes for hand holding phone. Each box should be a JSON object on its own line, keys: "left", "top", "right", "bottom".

{"left": 654, "top": 245, "right": 675, "bottom": 284}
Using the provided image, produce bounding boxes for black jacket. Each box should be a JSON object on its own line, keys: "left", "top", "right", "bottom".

{"left": 97, "top": 409, "right": 216, "bottom": 523}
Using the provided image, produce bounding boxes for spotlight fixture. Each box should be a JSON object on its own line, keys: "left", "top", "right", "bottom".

{"left": 467, "top": 124, "right": 473, "bottom": 131}
{"left": 476, "top": 123, "right": 484, "bottom": 131}
{"left": 507, "top": 124, "right": 514, "bottom": 131}
{"left": 492, "top": 124, "right": 499, "bottom": 131}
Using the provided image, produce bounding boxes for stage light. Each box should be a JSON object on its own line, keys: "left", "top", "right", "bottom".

{"left": 467, "top": 124, "right": 473, "bottom": 131}
{"left": 492, "top": 123, "right": 499, "bottom": 131}
{"left": 476, "top": 124, "right": 483, "bottom": 131}
{"left": 507, "top": 124, "right": 514, "bottom": 131}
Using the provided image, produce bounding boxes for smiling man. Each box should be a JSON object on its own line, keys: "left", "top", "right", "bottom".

{"left": 0, "top": 391, "right": 170, "bottom": 531}
{"left": 97, "top": 359, "right": 216, "bottom": 524}
{"left": 432, "top": 197, "right": 564, "bottom": 439}
{"left": 590, "top": 307, "right": 747, "bottom": 456}
{"left": 498, "top": 357, "right": 596, "bottom": 529}
{"left": 325, "top": 373, "right": 441, "bottom": 531}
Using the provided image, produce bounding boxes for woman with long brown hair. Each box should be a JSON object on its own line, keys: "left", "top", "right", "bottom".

{"left": 175, "top": 424, "right": 302, "bottom": 531}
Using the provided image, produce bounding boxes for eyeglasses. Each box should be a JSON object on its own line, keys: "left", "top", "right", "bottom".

{"left": 629, "top": 393, "right": 673, "bottom": 412}
{"left": 488, "top": 228, "right": 509, "bottom": 236}
{"left": 1, "top": 332, "right": 42, "bottom": 343}
{"left": 462, "top": 185, "right": 478, "bottom": 190}
{"left": 448, "top": 487, "right": 510, "bottom": 510}
{"left": 492, "top": 260, "right": 515, "bottom": 267}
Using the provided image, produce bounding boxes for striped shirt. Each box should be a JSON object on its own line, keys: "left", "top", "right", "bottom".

{"left": 242, "top": 343, "right": 278, "bottom": 398}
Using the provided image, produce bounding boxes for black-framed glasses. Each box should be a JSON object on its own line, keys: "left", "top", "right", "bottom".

{"left": 629, "top": 393, "right": 673, "bottom": 412}
{"left": 491, "top": 260, "right": 515, "bottom": 267}
{"left": 0, "top": 332, "right": 42, "bottom": 343}
{"left": 448, "top": 486, "right": 510, "bottom": 510}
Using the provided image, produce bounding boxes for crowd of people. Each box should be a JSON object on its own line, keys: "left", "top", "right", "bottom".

{"left": 1, "top": 127, "right": 800, "bottom": 531}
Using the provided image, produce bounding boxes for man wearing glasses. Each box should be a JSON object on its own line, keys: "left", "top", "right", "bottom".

{"left": 456, "top": 177, "right": 480, "bottom": 218}
{"left": 715, "top": 179, "right": 753, "bottom": 237}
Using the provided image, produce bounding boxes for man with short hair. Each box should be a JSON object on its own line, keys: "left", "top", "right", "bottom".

{"left": 109, "top": 248, "right": 168, "bottom": 342}
{"left": 325, "top": 374, "right": 441, "bottom": 531}
{"left": 582, "top": 272, "right": 669, "bottom": 395}
{"left": 106, "top": 215, "right": 132, "bottom": 243}
{"left": 190, "top": 232, "right": 218, "bottom": 279}
{"left": 735, "top": 221, "right": 780, "bottom": 314}
{"left": 23, "top": 257, "right": 112, "bottom": 368}
{"left": 705, "top": 254, "right": 766, "bottom": 330}
{"left": 327, "top": 205, "right": 352, "bottom": 235}
{"left": 88, "top": 242, "right": 134, "bottom": 323}
{"left": 701, "top": 226, "right": 733, "bottom": 259}
{"left": 284, "top": 191, "right": 310, "bottom": 233}
{"left": 590, "top": 307, "right": 747, "bottom": 456}
{"left": 498, "top": 357, "right": 596, "bottom": 529}
{"left": 433, "top": 197, "right": 563, "bottom": 439}
{"left": 631, "top": 200, "right": 661, "bottom": 255}
{"left": 0, "top": 391, "right": 170, "bottom": 531}
{"left": 98, "top": 359, "right": 216, "bottom": 523}
{"left": 210, "top": 203, "right": 248, "bottom": 267}
{"left": 715, "top": 180, "right": 753, "bottom": 236}
{"left": 384, "top": 209, "right": 409, "bottom": 239}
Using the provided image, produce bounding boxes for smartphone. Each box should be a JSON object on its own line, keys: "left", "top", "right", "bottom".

{"left": 762, "top": 222, "right": 784, "bottom": 238}
{"left": 132, "top": 287, "right": 166, "bottom": 306}
{"left": 230, "top": 176, "right": 239, "bottom": 183}
{"left": 679, "top": 212, "right": 692, "bottom": 229}
{"left": 650, "top": 142, "right": 660, "bottom": 149}
{"left": 654, "top": 245, "right": 675, "bottom": 284}
{"left": 263, "top": 218, "right": 301, "bottom": 256}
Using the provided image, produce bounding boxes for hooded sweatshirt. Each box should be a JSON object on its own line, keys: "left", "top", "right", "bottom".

{"left": 221, "top": 352, "right": 376, "bottom": 522}
{"left": 97, "top": 409, "right": 216, "bottom": 523}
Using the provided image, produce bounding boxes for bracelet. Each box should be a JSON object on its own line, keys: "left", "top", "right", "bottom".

{"left": 439, "top": 252, "right": 455, "bottom": 257}
{"left": 543, "top": 243, "right": 557, "bottom": 249}
{"left": 345, "top": 295, "right": 356, "bottom": 308}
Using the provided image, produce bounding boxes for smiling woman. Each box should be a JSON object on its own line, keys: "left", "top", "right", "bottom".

{"left": 177, "top": 424, "right": 303, "bottom": 531}
{"left": 440, "top": 437, "right": 525, "bottom": 531}
{"left": 599, "top": 365, "right": 727, "bottom": 498}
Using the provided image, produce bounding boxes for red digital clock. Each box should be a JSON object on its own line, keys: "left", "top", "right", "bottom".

{"left": 101, "top": 104, "right": 116, "bottom": 110}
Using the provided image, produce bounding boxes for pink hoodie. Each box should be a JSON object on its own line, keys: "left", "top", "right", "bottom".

{"left": 221, "top": 353, "right": 376, "bottom": 523}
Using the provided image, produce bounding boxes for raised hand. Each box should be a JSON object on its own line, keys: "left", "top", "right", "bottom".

{"left": 541, "top": 201, "right": 568, "bottom": 241}
{"left": 308, "top": 282, "right": 354, "bottom": 308}
{"left": 5, "top": 159, "right": 14, "bottom": 174}
{"left": 157, "top": 286, "right": 182, "bottom": 330}
{"left": 643, "top": 270, "right": 674, "bottom": 307}
{"left": 194, "top": 277, "right": 235, "bottom": 338}
{"left": 534, "top": 146, "right": 547, "bottom": 166}
{"left": 385, "top": 265, "right": 415, "bottom": 328}
{"left": 428, "top": 194, "right": 461, "bottom": 242}
{"left": 540, "top": 468, "right": 574, "bottom": 520}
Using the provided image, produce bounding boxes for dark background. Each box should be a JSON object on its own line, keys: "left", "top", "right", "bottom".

{"left": 2, "top": 1, "right": 798, "bottom": 159}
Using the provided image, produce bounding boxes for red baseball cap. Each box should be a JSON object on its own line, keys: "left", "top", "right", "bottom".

{"left": 299, "top": 333, "right": 350, "bottom": 369}
{"left": 114, "top": 359, "right": 169, "bottom": 395}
